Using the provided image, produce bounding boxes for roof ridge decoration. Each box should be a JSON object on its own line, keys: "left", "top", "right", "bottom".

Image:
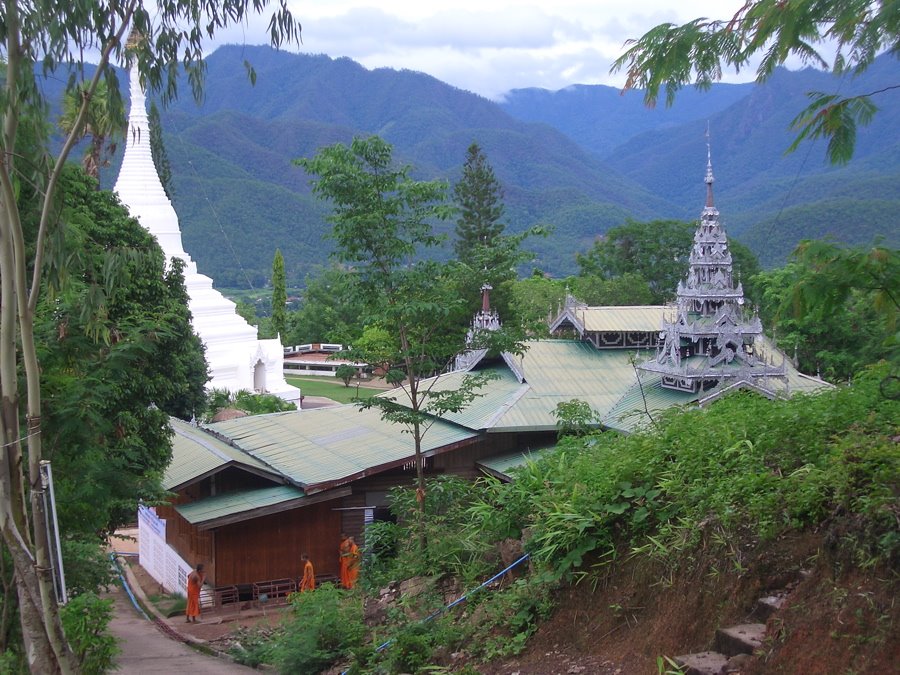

{"left": 639, "top": 137, "right": 786, "bottom": 397}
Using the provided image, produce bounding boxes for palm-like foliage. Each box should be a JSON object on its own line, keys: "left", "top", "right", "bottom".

{"left": 58, "top": 80, "right": 126, "bottom": 181}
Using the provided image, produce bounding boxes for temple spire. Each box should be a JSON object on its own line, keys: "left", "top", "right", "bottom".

{"left": 481, "top": 283, "right": 492, "bottom": 312}
{"left": 705, "top": 123, "right": 715, "bottom": 209}
{"left": 638, "top": 139, "right": 785, "bottom": 397}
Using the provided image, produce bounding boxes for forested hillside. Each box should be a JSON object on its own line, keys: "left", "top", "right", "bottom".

{"left": 77, "top": 47, "right": 900, "bottom": 287}
{"left": 97, "top": 47, "right": 674, "bottom": 286}
{"left": 504, "top": 54, "right": 900, "bottom": 264}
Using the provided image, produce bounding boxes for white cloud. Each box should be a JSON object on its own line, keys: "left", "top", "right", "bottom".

{"left": 205, "top": 1, "right": 803, "bottom": 99}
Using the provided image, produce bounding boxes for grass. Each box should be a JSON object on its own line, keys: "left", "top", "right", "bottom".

{"left": 147, "top": 591, "right": 187, "bottom": 618}
{"left": 286, "top": 376, "right": 382, "bottom": 404}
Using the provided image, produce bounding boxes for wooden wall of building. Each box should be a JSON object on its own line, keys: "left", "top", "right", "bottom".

{"left": 156, "top": 485, "right": 214, "bottom": 580}
{"left": 214, "top": 498, "right": 343, "bottom": 585}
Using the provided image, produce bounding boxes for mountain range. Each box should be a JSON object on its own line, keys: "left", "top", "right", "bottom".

{"left": 86, "top": 46, "right": 898, "bottom": 286}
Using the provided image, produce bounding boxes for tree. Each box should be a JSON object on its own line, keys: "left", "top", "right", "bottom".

{"left": 504, "top": 273, "right": 567, "bottom": 336}
{"left": 611, "top": 1, "right": 900, "bottom": 164}
{"left": 755, "top": 241, "right": 898, "bottom": 379}
{"left": 148, "top": 101, "right": 174, "bottom": 201}
{"left": 576, "top": 219, "right": 761, "bottom": 304}
{"left": 335, "top": 364, "right": 358, "bottom": 388}
{"left": 298, "top": 136, "right": 517, "bottom": 552}
{"left": 57, "top": 80, "right": 125, "bottom": 182}
{"left": 451, "top": 143, "right": 545, "bottom": 320}
{"left": 271, "top": 249, "right": 287, "bottom": 339}
{"left": 453, "top": 142, "right": 505, "bottom": 260}
{"left": 571, "top": 272, "right": 654, "bottom": 307}
{"left": 0, "top": 3, "right": 300, "bottom": 672}
{"left": 38, "top": 167, "right": 208, "bottom": 536}
{"left": 285, "top": 265, "right": 367, "bottom": 345}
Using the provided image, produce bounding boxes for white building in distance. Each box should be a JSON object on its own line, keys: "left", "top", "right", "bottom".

{"left": 114, "top": 64, "right": 301, "bottom": 405}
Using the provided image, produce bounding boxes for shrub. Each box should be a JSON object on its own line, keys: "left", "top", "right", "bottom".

{"left": 274, "top": 583, "right": 365, "bottom": 673}
{"left": 60, "top": 592, "right": 118, "bottom": 674}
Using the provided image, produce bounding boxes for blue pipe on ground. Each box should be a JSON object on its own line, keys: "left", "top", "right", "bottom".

{"left": 109, "top": 552, "right": 151, "bottom": 621}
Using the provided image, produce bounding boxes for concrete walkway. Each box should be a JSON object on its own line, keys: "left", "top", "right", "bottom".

{"left": 108, "top": 583, "right": 255, "bottom": 674}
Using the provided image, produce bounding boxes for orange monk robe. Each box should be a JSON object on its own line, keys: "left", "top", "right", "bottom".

{"left": 339, "top": 537, "right": 352, "bottom": 589}
{"left": 346, "top": 542, "right": 360, "bottom": 589}
{"left": 300, "top": 559, "right": 316, "bottom": 592}
{"left": 186, "top": 570, "right": 203, "bottom": 619}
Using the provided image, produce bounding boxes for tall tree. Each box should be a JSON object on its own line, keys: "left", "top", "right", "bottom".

{"left": 453, "top": 142, "right": 505, "bottom": 260}
{"left": 38, "top": 166, "right": 208, "bottom": 537}
{"left": 57, "top": 80, "right": 125, "bottom": 182}
{"left": 451, "top": 142, "right": 545, "bottom": 320}
{"left": 299, "top": 137, "right": 518, "bottom": 552}
{"left": 0, "top": 2, "right": 300, "bottom": 672}
{"left": 611, "top": 1, "right": 899, "bottom": 164}
{"left": 271, "top": 249, "right": 287, "bottom": 338}
{"left": 148, "top": 101, "right": 174, "bottom": 201}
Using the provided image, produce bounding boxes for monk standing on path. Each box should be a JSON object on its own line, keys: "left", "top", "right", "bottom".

{"left": 185, "top": 563, "right": 205, "bottom": 623}
{"left": 299, "top": 553, "right": 316, "bottom": 592}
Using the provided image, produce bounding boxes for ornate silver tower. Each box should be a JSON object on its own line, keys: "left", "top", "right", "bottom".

{"left": 639, "top": 142, "right": 785, "bottom": 395}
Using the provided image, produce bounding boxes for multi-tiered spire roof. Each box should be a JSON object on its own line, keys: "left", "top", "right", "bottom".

{"left": 639, "top": 140, "right": 785, "bottom": 397}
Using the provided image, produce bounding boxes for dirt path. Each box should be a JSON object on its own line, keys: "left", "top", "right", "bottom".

{"left": 107, "top": 583, "right": 255, "bottom": 674}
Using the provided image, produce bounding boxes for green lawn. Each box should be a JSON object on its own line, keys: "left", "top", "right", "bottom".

{"left": 286, "top": 376, "right": 382, "bottom": 404}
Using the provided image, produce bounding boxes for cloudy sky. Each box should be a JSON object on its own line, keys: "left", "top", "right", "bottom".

{"left": 210, "top": 1, "right": 763, "bottom": 100}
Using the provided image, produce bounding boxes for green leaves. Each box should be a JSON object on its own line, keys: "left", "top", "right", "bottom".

{"left": 789, "top": 91, "right": 879, "bottom": 164}
{"left": 36, "top": 166, "right": 208, "bottom": 536}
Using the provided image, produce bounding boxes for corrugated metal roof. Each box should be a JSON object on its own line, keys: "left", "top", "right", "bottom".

{"left": 164, "top": 417, "right": 281, "bottom": 490}
{"left": 491, "top": 341, "right": 657, "bottom": 431}
{"left": 576, "top": 306, "right": 672, "bottom": 332}
{"left": 175, "top": 485, "right": 305, "bottom": 525}
{"left": 601, "top": 372, "right": 696, "bottom": 433}
{"left": 207, "top": 406, "right": 478, "bottom": 489}
{"left": 477, "top": 446, "right": 559, "bottom": 479}
{"left": 753, "top": 336, "right": 834, "bottom": 395}
{"left": 418, "top": 367, "right": 531, "bottom": 430}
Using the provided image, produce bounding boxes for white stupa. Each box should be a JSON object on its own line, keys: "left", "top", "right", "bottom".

{"left": 114, "top": 64, "right": 301, "bottom": 405}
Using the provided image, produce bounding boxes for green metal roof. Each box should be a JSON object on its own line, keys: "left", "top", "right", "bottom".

{"left": 207, "top": 405, "right": 479, "bottom": 489}
{"left": 164, "top": 417, "right": 282, "bottom": 490}
{"left": 174, "top": 485, "right": 305, "bottom": 526}
{"left": 578, "top": 305, "right": 671, "bottom": 332}
{"left": 407, "top": 366, "right": 531, "bottom": 431}
{"left": 477, "top": 446, "right": 559, "bottom": 480}
{"left": 490, "top": 341, "right": 656, "bottom": 431}
{"left": 754, "top": 336, "right": 833, "bottom": 395}
{"left": 601, "top": 372, "right": 697, "bottom": 433}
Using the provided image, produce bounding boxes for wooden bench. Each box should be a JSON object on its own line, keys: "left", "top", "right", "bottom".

{"left": 313, "top": 574, "right": 340, "bottom": 587}
{"left": 252, "top": 578, "right": 296, "bottom": 607}
{"left": 210, "top": 585, "right": 241, "bottom": 613}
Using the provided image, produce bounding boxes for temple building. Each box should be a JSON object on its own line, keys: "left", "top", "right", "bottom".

{"left": 137, "top": 144, "right": 829, "bottom": 598}
{"left": 114, "top": 64, "right": 300, "bottom": 404}
{"left": 637, "top": 146, "right": 786, "bottom": 402}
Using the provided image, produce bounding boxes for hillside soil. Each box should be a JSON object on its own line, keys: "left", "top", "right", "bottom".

{"left": 478, "top": 531, "right": 899, "bottom": 674}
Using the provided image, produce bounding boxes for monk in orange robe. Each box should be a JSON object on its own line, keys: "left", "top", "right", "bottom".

{"left": 339, "top": 533, "right": 352, "bottom": 589}
{"left": 185, "top": 563, "right": 205, "bottom": 623}
{"left": 345, "top": 537, "right": 360, "bottom": 589}
{"left": 299, "top": 554, "right": 315, "bottom": 592}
